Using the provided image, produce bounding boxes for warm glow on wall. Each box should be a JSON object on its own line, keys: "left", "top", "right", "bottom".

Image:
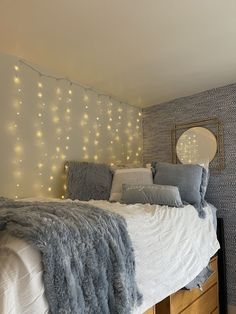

{"left": 5, "top": 59, "right": 142, "bottom": 199}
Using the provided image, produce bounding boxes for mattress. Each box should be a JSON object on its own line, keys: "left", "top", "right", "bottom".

{"left": 0, "top": 199, "right": 220, "bottom": 314}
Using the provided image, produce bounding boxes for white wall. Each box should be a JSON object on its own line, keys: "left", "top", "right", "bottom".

{"left": 0, "top": 52, "right": 142, "bottom": 199}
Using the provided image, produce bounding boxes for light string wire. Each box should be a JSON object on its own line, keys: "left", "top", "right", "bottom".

{"left": 19, "top": 59, "right": 139, "bottom": 109}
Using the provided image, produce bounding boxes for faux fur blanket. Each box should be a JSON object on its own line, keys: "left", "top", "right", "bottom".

{"left": 0, "top": 198, "right": 142, "bottom": 314}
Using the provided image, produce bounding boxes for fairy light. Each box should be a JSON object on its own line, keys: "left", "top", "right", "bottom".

{"left": 8, "top": 60, "right": 143, "bottom": 198}
{"left": 14, "top": 76, "right": 20, "bottom": 84}
{"left": 36, "top": 130, "right": 43, "bottom": 137}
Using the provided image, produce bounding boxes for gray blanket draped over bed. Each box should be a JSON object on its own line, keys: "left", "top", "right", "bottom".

{"left": 0, "top": 198, "right": 142, "bottom": 314}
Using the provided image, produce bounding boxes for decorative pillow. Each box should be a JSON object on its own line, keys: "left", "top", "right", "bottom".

{"left": 109, "top": 168, "right": 153, "bottom": 202}
{"left": 152, "top": 162, "right": 207, "bottom": 217}
{"left": 121, "top": 184, "right": 183, "bottom": 207}
{"left": 66, "top": 161, "right": 113, "bottom": 201}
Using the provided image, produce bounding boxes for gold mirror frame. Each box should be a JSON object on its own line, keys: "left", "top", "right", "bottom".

{"left": 171, "top": 118, "right": 225, "bottom": 171}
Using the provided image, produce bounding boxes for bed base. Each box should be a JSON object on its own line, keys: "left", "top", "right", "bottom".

{"left": 144, "top": 256, "right": 218, "bottom": 314}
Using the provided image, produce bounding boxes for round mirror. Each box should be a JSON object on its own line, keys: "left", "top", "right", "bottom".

{"left": 176, "top": 127, "right": 217, "bottom": 166}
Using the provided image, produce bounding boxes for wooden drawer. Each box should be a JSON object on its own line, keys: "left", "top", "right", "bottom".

{"left": 181, "top": 284, "right": 218, "bottom": 314}
{"left": 144, "top": 306, "right": 156, "bottom": 314}
{"left": 170, "top": 257, "right": 218, "bottom": 314}
{"left": 145, "top": 257, "right": 218, "bottom": 314}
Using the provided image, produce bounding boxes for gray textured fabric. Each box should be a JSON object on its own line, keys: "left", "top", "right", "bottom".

{"left": 66, "top": 161, "right": 113, "bottom": 201}
{"left": 152, "top": 162, "right": 206, "bottom": 218}
{"left": 109, "top": 168, "right": 153, "bottom": 202}
{"left": 184, "top": 265, "right": 213, "bottom": 290}
{"left": 0, "top": 197, "right": 142, "bottom": 314}
{"left": 121, "top": 184, "right": 183, "bottom": 207}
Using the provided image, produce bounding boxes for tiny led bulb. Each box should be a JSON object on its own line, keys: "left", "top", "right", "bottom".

{"left": 84, "top": 113, "right": 88, "bottom": 119}
{"left": 68, "top": 90, "right": 72, "bottom": 95}
{"left": 14, "top": 145, "right": 22, "bottom": 153}
{"left": 83, "top": 146, "right": 86, "bottom": 151}
{"left": 138, "top": 112, "right": 142, "bottom": 116}
{"left": 38, "top": 82, "right": 43, "bottom": 88}
{"left": 96, "top": 117, "right": 99, "bottom": 121}
{"left": 48, "top": 187, "right": 52, "bottom": 192}
{"left": 36, "top": 131, "right": 42, "bottom": 138}
{"left": 65, "top": 146, "right": 69, "bottom": 150}
{"left": 94, "top": 140, "right": 98, "bottom": 145}
{"left": 38, "top": 92, "right": 43, "bottom": 98}
{"left": 61, "top": 195, "right": 65, "bottom": 199}
{"left": 96, "top": 132, "right": 100, "bottom": 137}
{"left": 107, "top": 125, "right": 111, "bottom": 130}
{"left": 53, "top": 116, "right": 60, "bottom": 123}
{"left": 38, "top": 113, "right": 42, "bottom": 117}
{"left": 50, "top": 176, "right": 54, "bottom": 180}
{"left": 14, "top": 76, "right": 20, "bottom": 84}
{"left": 66, "top": 108, "right": 71, "bottom": 113}
{"left": 127, "top": 122, "right": 132, "bottom": 127}
{"left": 14, "top": 65, "right": 19, "bottom": 71}
{"left": 38, "top": 163, "right": 43, "bottom": 168}
{"left": 94, "top": 155, "right": 98, "bottom": 160}
{"left": 56, "top": 147, "right": 60, "bottom": 152}
{"left": 66, "top": 136, "right": 70, "bottom": 140}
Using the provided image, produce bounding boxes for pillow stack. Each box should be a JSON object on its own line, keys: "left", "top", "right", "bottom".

{"left": 65, "top": 161, "right": 208, "bottom": 216}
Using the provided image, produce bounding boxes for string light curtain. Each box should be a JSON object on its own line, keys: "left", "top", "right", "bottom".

{"left": 5, "top": 57, "right": 143, "bottom": 199}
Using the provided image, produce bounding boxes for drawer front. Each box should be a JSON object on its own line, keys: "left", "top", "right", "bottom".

{"left": 143, "top": 306, "right": 155, "bottom": 314}
{"left": 181, "top": 284, "right": 218, "bottom": 314}
{"left": 171, "top": 258, "right": 217, "bottom": 313}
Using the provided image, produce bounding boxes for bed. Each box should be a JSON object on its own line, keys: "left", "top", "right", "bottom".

{"left": 0, "top": 198, "right": 219, "bottom": 314}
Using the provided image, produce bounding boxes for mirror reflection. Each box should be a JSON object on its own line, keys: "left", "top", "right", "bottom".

{"left": 176, "top": 127, "right": 217, "bottom": 167}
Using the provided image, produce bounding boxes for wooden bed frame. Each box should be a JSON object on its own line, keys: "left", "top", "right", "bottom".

{"left": 144, "top": 256, "right": 219, "bottom": 314}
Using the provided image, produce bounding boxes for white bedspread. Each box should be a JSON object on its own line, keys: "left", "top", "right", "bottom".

{"left": 0, "top": 199, "right": 219, "bottom": 314}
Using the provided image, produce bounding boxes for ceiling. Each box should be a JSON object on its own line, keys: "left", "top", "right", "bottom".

{"left": 1, "top": 0, "right": 236, "bottom": 107}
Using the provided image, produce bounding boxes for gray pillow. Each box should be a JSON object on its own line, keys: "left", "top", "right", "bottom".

{"left": 109, "top": 168, "right": 153, "bottom": 202}
{"left": 152, "top": 162, "right": 207, "bottom": 217}
{"left": 121, "top": 184, "right": 183, "bottom": 207}
{"left": 66, "top": 161, "right": 113, "bottom": 201}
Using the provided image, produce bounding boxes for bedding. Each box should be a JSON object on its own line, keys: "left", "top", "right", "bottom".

{"left": 152, "top": 162, "right": 208, "bottom": 217}
{"left": 121, "top": 184, "right": 183, "bottom": 207}
{"left": 0, "top": 199, "right": 219, "bottom": 314}
{"left": 66, "top": 161, "right": 113, "bottom": 201}
{"left": 110, "top": 168, "right": 153, "bottom": 202}
{"left": 0, "top": 198, "right": 141, "bottom": 314}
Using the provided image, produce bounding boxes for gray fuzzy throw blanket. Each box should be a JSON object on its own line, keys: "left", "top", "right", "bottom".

{"left": 0, "top": 198, "right": 142, "bottom": 314}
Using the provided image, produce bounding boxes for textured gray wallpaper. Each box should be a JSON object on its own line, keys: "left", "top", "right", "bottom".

{"left": 143, "top": 83, "right": 236, "bottom": 305}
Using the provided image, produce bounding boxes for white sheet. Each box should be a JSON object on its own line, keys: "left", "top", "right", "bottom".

{"left": 0, "top": 199, "right": 220, "bottom": 314}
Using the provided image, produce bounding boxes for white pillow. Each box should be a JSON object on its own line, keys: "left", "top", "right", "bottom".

{"left": 109, "top": 168, "right": 153, "bottom": 202}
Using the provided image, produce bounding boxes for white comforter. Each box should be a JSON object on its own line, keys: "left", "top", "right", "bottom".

{"left": 0, "top": 199, "right": 219, "bottom": 314}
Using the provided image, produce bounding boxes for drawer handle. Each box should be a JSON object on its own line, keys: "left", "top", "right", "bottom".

{"left": 198, "top": 284, "right": 204, "bottom": 292}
